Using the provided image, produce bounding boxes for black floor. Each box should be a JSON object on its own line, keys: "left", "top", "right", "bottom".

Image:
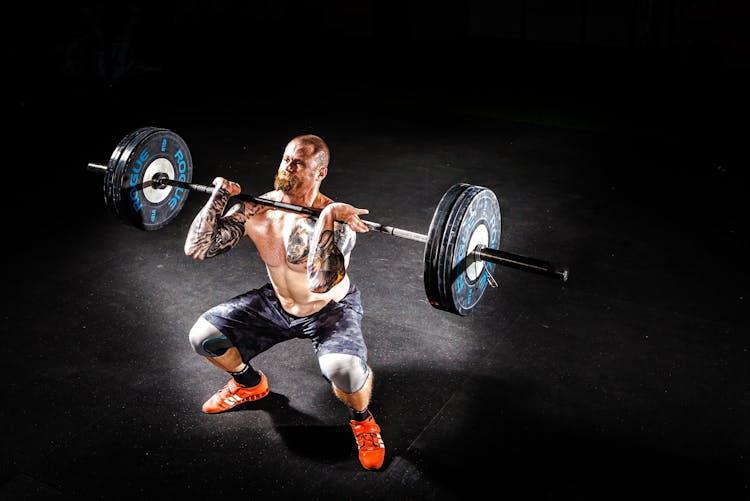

{"left": 2, "top": 37, "right": 749, "bottom": 500}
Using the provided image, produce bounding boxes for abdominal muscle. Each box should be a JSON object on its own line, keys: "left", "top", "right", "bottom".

{"left": 266, "top": 263, "right": 351, "bottom": 317}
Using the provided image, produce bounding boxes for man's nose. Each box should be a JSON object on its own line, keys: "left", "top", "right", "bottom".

{"left": 284, "top": 160, "right": 296, "bottom": 173}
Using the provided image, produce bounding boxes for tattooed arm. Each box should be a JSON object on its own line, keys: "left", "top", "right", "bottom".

{"left": 184, "top": 177, "right": 258, "bottom": 260}
{"left": 307, "top": 202, "right": 369, "bottom": 293}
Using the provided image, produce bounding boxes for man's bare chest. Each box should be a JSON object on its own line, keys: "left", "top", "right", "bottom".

{"left": 249, "top": 214, "right": 316, "bottom": 269}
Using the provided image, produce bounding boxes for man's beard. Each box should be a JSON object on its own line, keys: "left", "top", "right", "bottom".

{"left": 274, "top": 171, "right": 299, "bottom": 192}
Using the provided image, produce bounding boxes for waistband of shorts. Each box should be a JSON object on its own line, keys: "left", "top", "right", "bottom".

{"left": 263, "top": 281, "right": 359, "bottom": 319}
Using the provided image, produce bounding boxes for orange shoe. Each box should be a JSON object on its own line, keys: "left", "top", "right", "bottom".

{"left": 201, "top": 371, "right": 270, "bottom": 414}
{"left": 349, "top": 415, "right": 385, "bottom": 470}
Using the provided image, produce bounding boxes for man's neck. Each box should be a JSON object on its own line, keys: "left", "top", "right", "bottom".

{"left": 280, "top": 186, "right": 321, "bottom": 208}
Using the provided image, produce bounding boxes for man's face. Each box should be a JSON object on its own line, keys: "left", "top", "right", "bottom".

{"left": 275, "top": 141, "right": 325, "bottom": 193}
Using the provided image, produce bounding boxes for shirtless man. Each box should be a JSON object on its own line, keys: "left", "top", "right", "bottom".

{"left": 183, "top": 134, "right": 385, "bottom": 471}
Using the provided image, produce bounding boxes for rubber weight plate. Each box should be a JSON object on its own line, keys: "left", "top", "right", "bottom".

{"left": 423, "top": 183, "right": 471, "bottom": 311}
{"left": 104, "top": 126, "right": 157, "bottom": 221}
{"left": 107, "top": 128, "right": 193, "bottom": 230}
{"left": 434, "top": 184, "right": 480, "bottom": 314}
{"left": 429, "top": 184, "right": 501, "bottom": 315}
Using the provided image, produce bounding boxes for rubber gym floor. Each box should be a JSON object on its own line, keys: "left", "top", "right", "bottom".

{"left": 3, "top": 24, "right": 748, "bottom": 501}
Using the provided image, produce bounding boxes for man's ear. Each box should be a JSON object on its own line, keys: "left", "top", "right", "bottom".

{"left": 318, "top": 166, "right": 328, "bottom": 179}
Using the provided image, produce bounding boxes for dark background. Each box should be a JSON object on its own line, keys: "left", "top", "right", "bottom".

{"left": 2, "top": 2, "right": 748, "bottom": 500}
{"left": 4, "top": 1, "right": 749, "bottom": 212}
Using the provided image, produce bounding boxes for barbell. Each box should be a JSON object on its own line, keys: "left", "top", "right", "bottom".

{"left": 87, "top": 127, "right": 569, "bottom": 316}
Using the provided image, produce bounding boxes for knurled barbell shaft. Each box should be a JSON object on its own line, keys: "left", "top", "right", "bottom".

{"left": 87, "top": 162, "right": 568, "bottom": 281}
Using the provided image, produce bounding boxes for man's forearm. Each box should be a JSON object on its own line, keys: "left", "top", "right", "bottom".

{"left": 184, "top": 187, "right": 244, "bottom": 259}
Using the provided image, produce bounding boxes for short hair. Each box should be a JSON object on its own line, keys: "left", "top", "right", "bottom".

{"left": 293, "top": 134, "right": 329, "bottom": 169}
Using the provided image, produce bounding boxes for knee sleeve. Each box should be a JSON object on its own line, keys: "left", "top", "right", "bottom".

{"left": 189, "top": 317, "right": 233, "bottom": 357}
{"left": 318, "top": 353, "right": 369, "bottom": 394}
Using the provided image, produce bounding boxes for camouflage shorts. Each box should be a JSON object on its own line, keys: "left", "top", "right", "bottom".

{"left": 200, "top": 282, "right": 367, "bottom": 363}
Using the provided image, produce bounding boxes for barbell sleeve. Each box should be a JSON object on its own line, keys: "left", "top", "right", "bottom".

{"left": 87, "top": 163, "right": 108, "bottom": 173}
{"left": 473, "top": 245, "right": 569, "bottom": 282}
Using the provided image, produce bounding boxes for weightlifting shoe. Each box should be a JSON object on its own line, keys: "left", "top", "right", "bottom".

{"left": 350, "top": 414, "right": 385, "bottom": 470}
{"left": 202, "top": 371, "right": 269, "bottom": 413}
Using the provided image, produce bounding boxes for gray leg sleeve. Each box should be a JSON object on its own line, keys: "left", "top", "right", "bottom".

{"left": 318, "top": 353, "right": 370, "bottom": 394}
{"left": 188, "top": 317, "right": 233, "bottom": 357}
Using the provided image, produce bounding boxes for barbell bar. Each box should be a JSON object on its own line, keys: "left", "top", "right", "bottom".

{"left": 88, "top": 126, "right": 569, "bottom": 315}
{"left": 86, "top": 162, "right": 434, "bottom": 244}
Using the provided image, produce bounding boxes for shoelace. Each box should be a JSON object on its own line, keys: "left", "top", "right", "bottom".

{"left": 217, "top": 381, "right": 239, "bottom": 397}
{"left": 355, "top": 431, "right": 380, "bottom": 450}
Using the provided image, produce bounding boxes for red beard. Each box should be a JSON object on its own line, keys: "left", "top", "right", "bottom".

{"left": 274, "top": 171, "right": 299, "bottom": 192}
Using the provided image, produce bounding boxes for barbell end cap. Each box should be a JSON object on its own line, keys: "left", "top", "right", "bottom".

{"left": 560, "top": 267, "right": 570, "bottom": 282}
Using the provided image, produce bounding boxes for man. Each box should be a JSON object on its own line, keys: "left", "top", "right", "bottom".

{"left": 183, "top": 134, "right": 385, "bottom": 471}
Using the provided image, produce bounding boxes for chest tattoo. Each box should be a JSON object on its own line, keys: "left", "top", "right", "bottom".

{"left": 286, "top": 218, "right": 316, "bottom": 264}
{"left": 286, "top": 216, "right": 357, "bottom": 265}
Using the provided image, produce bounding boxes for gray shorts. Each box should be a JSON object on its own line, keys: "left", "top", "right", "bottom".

{"left": 201, "top": 282, "right": 367, "bottom": 364}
